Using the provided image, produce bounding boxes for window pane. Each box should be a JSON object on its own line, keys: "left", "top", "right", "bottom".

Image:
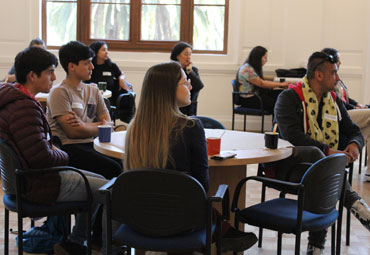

{"left": 90, "top": 2, "right": 130, "bottom": 40}
{"left": 193, "top": 6, "right": 224, "bottom": 51}
{"left": 141, "top": 4, "right": 180, "bottom": 41}
{"left": 92, "top": 0, "right": 129, "bottom": 3}
{"left": 194, "top": 0, "right": 225, "bottom": 4}
{"left": 46, "top": 2, "right": 77, "bottom": 46}
{"left": 142, "top": 0, "right": 180, "bottom": 3}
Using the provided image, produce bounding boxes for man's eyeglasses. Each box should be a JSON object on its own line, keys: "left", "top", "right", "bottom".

{"left": 312, "top": 53, "right": 336, "bottom": 72}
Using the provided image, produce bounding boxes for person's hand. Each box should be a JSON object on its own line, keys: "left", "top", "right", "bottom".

{"left": 281, "top": 81, "right": 290, "bottom": 87}
{"left": 327, "top": 148, "right": 352, "bottom": 165}
{"left": 186, "top": 62, "right": 193, "bottom": 74}
{"left": 51, "top": 144, "right": 60, "bottom": 151}
{"left": 65, "top": 111, "right": 82, "bottom": 127}
{"left": 355, "top": 103, "right": 366, "bottom": 109}
{"left": 344, "top": 143, "right": 360, "bottom": 163}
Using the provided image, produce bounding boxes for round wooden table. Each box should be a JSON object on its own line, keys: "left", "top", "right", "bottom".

{"left": 94, "top": 129, "right": 293, "bottom": 223}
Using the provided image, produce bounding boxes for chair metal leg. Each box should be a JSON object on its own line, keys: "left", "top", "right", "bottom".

{"left": 258, "top": 183, "right": 266, "bottom": 248}
{"left": 336, "top": 207, "right": 343, "bottom": 255}
{"left": 18, "top": 213, "right": 23, "bottom": 255}
{"left": 5, "top": 208, "right": 9, "bottom": 255}
{"left": 277, "top": 232, "right": 282, "bottom": 255}
{"left": 261, "top": 114, "right": 264, "bottom": 133}
{"left": 232, "top": 113, "right": 235, "bottom": 130}
{"left": 294, "top": 232, "right": 301, "bottom": 255}
{"left": 243, "top": 115, "right": 246, "bottom": 131}
{"left": 346, "top": 163, "right": 353, "bottom": 246}
{"left": 87, "top": 207, "right": 92, "bottom": 255}
{"left": 331, "top": 224, "right": 335, "bottom": 255}
{"left": 365, "top": 146, "right": 368, "bottom": 167}
{"left": 359, "top": 150, "right": 363, "bottom": 174}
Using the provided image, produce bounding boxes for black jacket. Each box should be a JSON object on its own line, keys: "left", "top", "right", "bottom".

{"left": 275, "top": 88, "right": 364, "bottom": 153}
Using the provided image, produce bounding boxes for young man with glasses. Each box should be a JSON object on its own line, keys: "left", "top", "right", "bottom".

{"left": 271, "top": 51, "right": 370, "bottom": 254}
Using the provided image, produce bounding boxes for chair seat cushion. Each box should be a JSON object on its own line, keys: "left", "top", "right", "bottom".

{"left": 113, "top": 223, "right": 216, "bottom": 251}
{"left": 3, "top": 194, "right": 88, "bottom": 218}
{"left": 239, "top": 198, "right": 338, "bottom": 233}
{"left": 234, "top": 106, "right": 271, "bottom": 116}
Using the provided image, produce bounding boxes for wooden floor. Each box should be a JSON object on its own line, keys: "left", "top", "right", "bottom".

{"left": 0, "top": 161, "right": 369, "bottom": 254}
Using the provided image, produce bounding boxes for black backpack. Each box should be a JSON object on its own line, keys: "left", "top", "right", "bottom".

{"left": 116, "top": 91, "right": 136, "bottom": 123}
{"left": 275, "top": 68, "right": 307, "bottom": 78}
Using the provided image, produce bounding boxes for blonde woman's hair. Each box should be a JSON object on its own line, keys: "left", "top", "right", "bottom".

{"left": 124, "top": 62, "right": 191, "bottom": 170}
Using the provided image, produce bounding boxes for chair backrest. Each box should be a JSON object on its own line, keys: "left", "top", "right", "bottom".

{"left": 115, "top": 91, "right": 136, "bottom": 123}
{"left": 111, "top": 168, "right": 208, "bottom": 237}
{"left": 0, "top": 139, "right": 20, "bottom": 194}
{"left": 300, "top": 154, "right": 347, "bottom": 214}
{"left": 193, "top": 116, "right": 225, "bottom": 129}
{"left": 231, "top": 79, "right": 240, "bottom": 106}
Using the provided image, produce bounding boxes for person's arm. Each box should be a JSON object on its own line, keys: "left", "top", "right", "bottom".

{"left": 337, "top": 97, "right": 364, "bottom": 151}
{"left": 189, "top": 119, "right": 209, "bottom": 192}
{"left": 187, "top": 66, "right": 204, "bottom": 92}
{"left": 8, "top": 101, "right": 68, "bottom": 168}
{"left": 275, "top": 89, "right": 330, "bottom": 152}
{"left": 249, "top": 76, "right": 290, "bottom": 89}
{"left": 118, "top": 74, "right": 130, "bottom": 91}
{"left": 55, "top": 111, "right": 110, "bottom": 139}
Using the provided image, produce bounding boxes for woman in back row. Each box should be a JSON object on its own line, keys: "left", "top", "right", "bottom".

{"left": 236, "top": 45, "right": 290, "bottom": 112}
{"left": 170, "top": 41, "right": 204, "bottom": 116}
{"left": 124, "top": 61, "right": 257, "bottom": 252}
{"left": 88, "top": 41, "right": 132, "bottom": 106}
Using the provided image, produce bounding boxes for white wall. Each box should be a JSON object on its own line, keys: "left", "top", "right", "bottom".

{"left": 0, "top": 0, "right": 369, "bottom": 131}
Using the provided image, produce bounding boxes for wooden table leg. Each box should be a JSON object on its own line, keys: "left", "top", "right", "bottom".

{"left": 208, "top": 165, "right": 247, "bottom": 227}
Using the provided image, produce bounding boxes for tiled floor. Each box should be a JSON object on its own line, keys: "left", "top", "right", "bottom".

{"left": 1, "top": 161, "right": 369, "bottom": 254}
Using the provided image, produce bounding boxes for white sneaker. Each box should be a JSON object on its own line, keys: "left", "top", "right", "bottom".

{"left": 306, "top": 244, "right": 324, "bottom": 255}
{"left": 351, "top": 199, "right": 370, "bottom": 231}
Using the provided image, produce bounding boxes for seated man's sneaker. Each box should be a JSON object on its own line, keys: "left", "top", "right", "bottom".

{"left": 306, "top": 244, "right": 323, "bottom": 255}
{"left": 221, "top": 227, "right": 257, "bottom": 252}
{"left": 54, "top": 240, "right": 87, "bottom": 255}
{"left": 350, "top": 199, "right": 370, "bottom": 231}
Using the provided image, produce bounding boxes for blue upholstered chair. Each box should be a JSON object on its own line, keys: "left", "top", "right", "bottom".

{"left": 100, "top": 168, "right": 229, "bottom": 255}
{"left": 193, "top": 116, "right": 225, "bottom": 129}
{"left": 231, "top": 154, "right": 347, "bottom": 255}
{"left": 0, "top": 139, "right": 93, "bottom": 255}
{"left": 231, "top": 79, "right": 272, "bottom": 132}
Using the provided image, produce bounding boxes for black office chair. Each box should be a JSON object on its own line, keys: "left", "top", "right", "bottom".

{"left": 100, "top": 168, "right": 229, "bottom": 255}
{"left": 232, "top": 154, "right": 347, "bottom": 255}
{"left": 193, "top": 116, "right": 225, "bottom": 129}
{"left": 0, "top": 139, "right": 93, "bottom": 255}
{"left": 231, "top": 79, "right": 272, "bottom": 132}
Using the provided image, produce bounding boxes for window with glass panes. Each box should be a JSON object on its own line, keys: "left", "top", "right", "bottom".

{"left": 42, "top": 0, "right": 228, "bottom": 53}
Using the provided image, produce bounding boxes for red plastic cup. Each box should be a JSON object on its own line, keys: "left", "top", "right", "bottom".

{"left": 207, "top": 137, "right": 221, "bottom": 156}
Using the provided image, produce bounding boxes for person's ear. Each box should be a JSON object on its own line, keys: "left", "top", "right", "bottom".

{"left": 315, "top": 69, "right": 323, "bottom": 81}
{"left": 68, "top": 62, "right": 75, "bottom": 73}
{"left": 26, "top": 71, "right": 37, "bottom": 83}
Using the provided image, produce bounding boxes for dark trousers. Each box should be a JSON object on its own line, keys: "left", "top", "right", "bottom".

{"left": 62, "top": 142, "right": 123, "bottom": 179}
{"left": 265, "top": 145, "right": 360, "bottom": 249}
{"left": 239, "top": 89, "right": 282, "bottom": 112}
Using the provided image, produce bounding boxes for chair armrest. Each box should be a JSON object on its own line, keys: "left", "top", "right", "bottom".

{"left": 15, "top": 166, "right": 93, "bottom": 204}
{"left": 231, "top": 176, "right": 304, "bottom": 212}
{"left": 99, "top": 177, "right": 117, "bottom": 193}
{"left": 209, "top": 184, "right": 230, "bottom": 220}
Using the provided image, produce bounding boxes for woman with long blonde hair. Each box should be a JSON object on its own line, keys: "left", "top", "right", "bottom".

{"left": 124, "top": 62, "right": 257, "bottom": 252}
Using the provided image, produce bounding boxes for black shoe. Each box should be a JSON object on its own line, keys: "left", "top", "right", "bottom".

{"left": 221, "top": 227, "right": 258, "bottom": 252}
{"left": 54, "top": 240, "right": 87, "bottom": 255}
